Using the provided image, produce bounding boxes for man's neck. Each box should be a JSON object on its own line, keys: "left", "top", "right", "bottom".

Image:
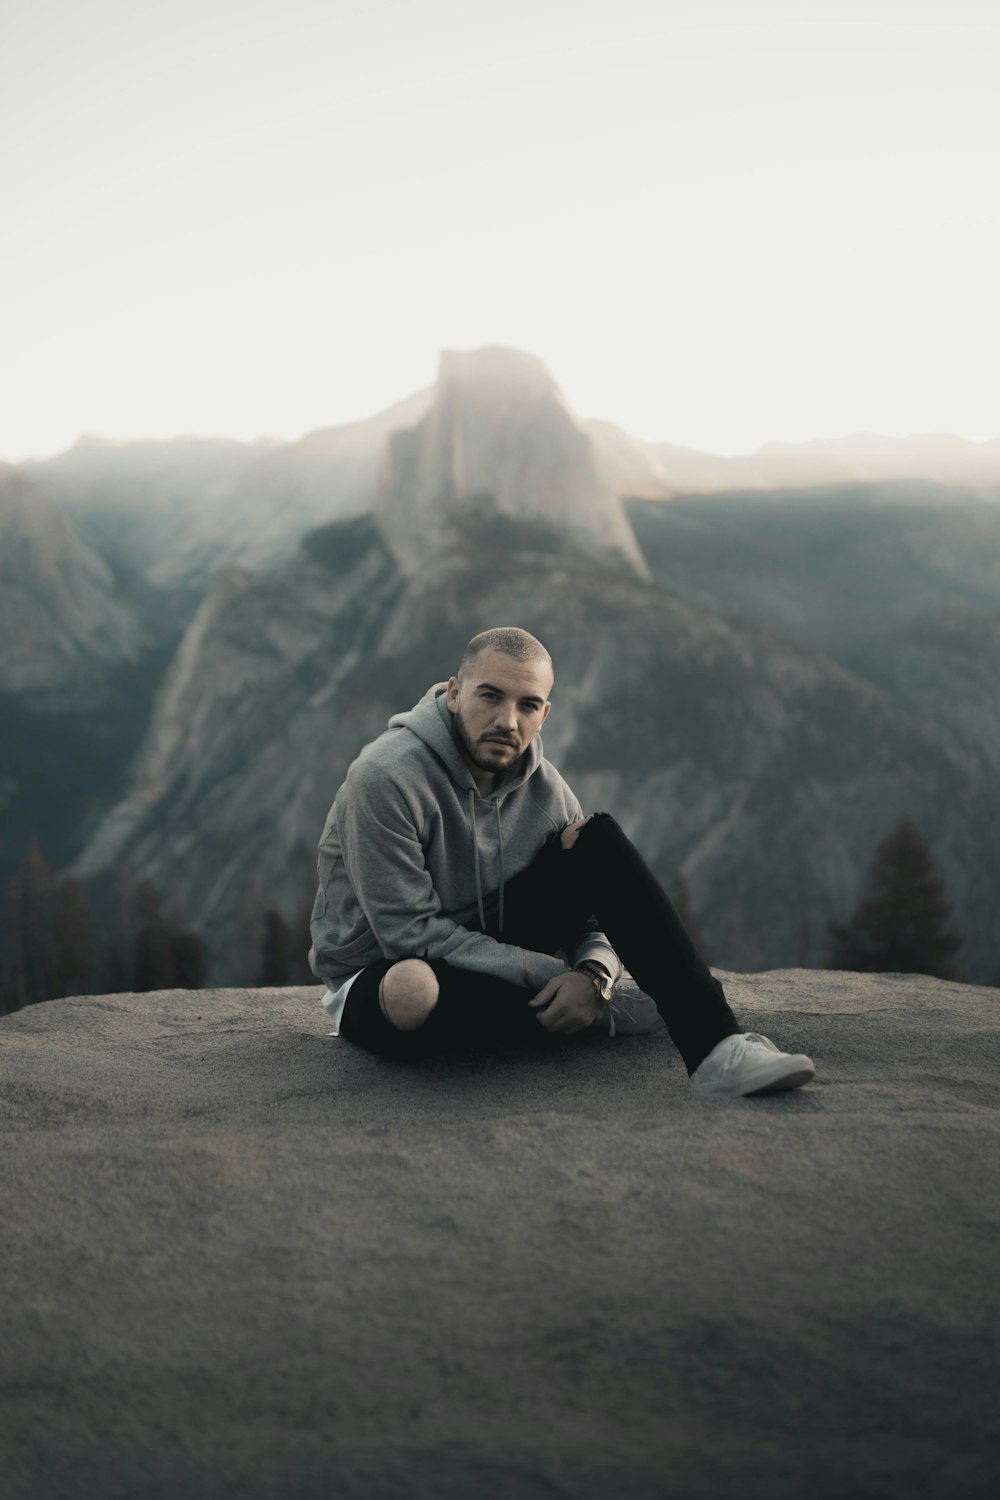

{"left": 466, "top": 763, "right": 495, "bottom": 797}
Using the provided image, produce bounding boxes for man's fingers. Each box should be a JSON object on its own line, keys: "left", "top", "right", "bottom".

{"left": 537, "top": 1005, "right": 585, "bottom": 1035}
{"left": 529, "top": 978, "right": 559, "bottom": 1008}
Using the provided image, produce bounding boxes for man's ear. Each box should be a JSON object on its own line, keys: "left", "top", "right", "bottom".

{"left": 445, "top": 676, "right": 460, "bottom": 714}
{"left": 540, "top": 700, "right": 551, "bottom": 725}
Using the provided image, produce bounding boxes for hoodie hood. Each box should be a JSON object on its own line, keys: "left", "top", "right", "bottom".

{"left": 386, "top": 681, "right": 546, "bottom": 933}
{"left": 387, "top": 681, "right": 545, "bottom": 801}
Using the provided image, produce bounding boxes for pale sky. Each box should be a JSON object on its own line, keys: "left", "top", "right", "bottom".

{"left": 3, "top": 0, "right": 998, "bottom": 461}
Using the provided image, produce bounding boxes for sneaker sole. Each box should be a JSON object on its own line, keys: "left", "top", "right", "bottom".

{"left": 691, "top": 1058, "right": 816, "bottom": 1099}
{"left": 744, "top": 1064, "right": 815, "bottom": 1095}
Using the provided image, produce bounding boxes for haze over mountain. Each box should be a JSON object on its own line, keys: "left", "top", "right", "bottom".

{"left": 22, "top": 348, "right": 1000, "bottom": 602}
{"left": 50, "top": 350, "right": 997, "bottom": 986}
{"left": 373, "top": 348, "right": 649, "bottom": 580}
{"left": 5, "top": 345, "right": 998, "bottom": 989}
{"left": 589, "top": 424, "right": 1000, "bottom": 499}
{"left": 24, "top": 387, "right": 433, "bottom": 592}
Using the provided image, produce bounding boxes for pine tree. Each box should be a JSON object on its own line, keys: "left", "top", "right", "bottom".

{"left": 50, "top": 877, "right": 95, "bottom": 1000}
{"left": 165, "top": 890, "right": 209, "bottom": 990}
{"left": 106, "top": 865, "right": 137, "bottom": 993}
{"left": 171, "top": 930, "right": 208, "bottom": 989}
{"left": 237, "top": 878, "right": 266, "bottom": 986}
{"left": 825, "top": 815, "right": 963, "bottom": 979}
{"left": 132, "top": 880, "right": 176, "bottom": 992}
{"left": 10, "top": 837, "right": 53, "bottom": 1006}
{"left": 290, "top": 867, "right": 319, "bottom": 983}
{"left": 257, "top": 907, "right": 291, "bottom": 986}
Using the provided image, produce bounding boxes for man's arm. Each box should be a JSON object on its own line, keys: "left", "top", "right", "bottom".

{"left": 339, "top": 762, "right": 567, "bottom": 993}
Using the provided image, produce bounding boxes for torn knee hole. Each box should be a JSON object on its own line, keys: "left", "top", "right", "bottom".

{"left": 378, "top": 960, "right": 440, "bottom": 1031}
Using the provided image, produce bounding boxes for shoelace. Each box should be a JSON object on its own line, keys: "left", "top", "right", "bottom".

{"left": 719, "top": 1033, "right": 778, "bottom": 1070}
{"left": 604, "top": 1001, "right": 642, "bottom": 1040}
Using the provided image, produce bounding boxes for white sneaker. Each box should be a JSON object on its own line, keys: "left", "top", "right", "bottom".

{"left": 689, "top": 1032, "right": 815, "bottom": 1098}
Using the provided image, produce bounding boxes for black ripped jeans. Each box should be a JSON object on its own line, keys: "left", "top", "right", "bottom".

{"left": 339, "top": 813, "right": 741, "bottom": 1072}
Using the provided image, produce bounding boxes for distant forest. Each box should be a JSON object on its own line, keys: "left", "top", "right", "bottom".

{"left": 1, "top": 839, "right": 316, "bottom": 1013}
{"left": 0, "top": 815, "right": 971, "bottom": 1013}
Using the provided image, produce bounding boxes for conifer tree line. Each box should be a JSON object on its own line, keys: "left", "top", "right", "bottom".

{"left": 670, "top": 815, "right": 965, "bottom": 982}
{"left": 823, "top": 814, "right": 963, "bottom": 980}
{"left": 0, "top": 814, "right": 968, "bottom": 1014}
{"left": 0, "top": 840, "right": 316, "bottom": 1014}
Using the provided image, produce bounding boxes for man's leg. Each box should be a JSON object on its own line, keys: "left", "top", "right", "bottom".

{"left": 339, "top": 956, "right": 565, "bottom": 1061}
{"left": 505, "top": 813, "right": 815, "bottom": 1091}
{"left": 501, "top": 814, "right": 741, "bottom": 1075}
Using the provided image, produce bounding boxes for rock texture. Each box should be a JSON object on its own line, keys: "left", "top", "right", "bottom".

{"left": 0, "top": 462, "right": 141, "bottom": 708}
{"left": 375, "top": 348, "right": 649, "bottom": 580}
{"left": 2, "top": 968, "right": 998, "bottom": 1499}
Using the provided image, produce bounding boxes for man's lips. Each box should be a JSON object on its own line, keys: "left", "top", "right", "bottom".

{"left": 482, "top": 737, "right": 518, "bottom": 749}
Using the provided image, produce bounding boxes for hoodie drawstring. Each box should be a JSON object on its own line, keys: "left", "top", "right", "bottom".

{"left": 467, "top": 788, "right": 506, "bottom": 936}
{"left": 468, "top": 788, "right": 487, "bottom": 933}
{"left": 495, "top": 801, "right": 505, "bottom": 936}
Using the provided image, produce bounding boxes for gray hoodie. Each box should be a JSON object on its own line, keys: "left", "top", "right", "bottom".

{"left": 309, "top": 683, "right": 622, "bottom": 992}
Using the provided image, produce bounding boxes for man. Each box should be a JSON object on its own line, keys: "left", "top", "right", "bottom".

{"left": 309, "top": 627, "right": 815, "bottom": 1097}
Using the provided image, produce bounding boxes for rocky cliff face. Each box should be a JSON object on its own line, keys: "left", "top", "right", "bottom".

{"left": 0, "top": 462, "right": 142, "bottom": 708}
{"left": 24, "top": 386, "right": 432, "bottom": 592}
{"left": 69, "top": 507, "right": 998, "bottom": 985}
{"left": 375, "top": 348, "right": 650, "bottom": 580}
{"left": 16, "top": 346, "right": 999, "bottom": 986}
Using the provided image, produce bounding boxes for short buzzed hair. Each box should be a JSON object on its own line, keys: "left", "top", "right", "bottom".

{"left": 459, "top": 627, "right": 553, "bottom": 680}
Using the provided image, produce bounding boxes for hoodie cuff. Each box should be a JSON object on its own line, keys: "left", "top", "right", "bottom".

{"left": 522, "top": 951, "right": 570, "bottom": 992}
{"left": 568, "top": 934, "right": 623, "bottom": 986}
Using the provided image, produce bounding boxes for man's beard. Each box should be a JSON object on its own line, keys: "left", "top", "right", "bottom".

{"left": 452, "top": 706, "right": 520, "bottom": 774}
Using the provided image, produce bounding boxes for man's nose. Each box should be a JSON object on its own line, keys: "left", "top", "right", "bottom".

{"left": 494, "top": 701, "right": 518, "bottom": 731}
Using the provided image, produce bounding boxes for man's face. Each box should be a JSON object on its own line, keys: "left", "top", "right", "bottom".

{"left": 446, "top": 649, "right": 553, "bottom": 780}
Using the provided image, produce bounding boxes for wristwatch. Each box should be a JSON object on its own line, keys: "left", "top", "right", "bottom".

{"left": 574, "top": 960, "right": 615, "bottom": 1005}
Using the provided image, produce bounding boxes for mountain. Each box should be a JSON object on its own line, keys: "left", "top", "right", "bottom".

{"left": 0, "top": 462, "right": 141, "bottom": 708}
{"left": 23, "top": 385, "right": 432, "bottom": 592}
{"left": 26, "top": 350, "right": 657, "bottom": 592}
{"left": 25, "top": 358, "right": 1000, "bottom": 596}
{"left": 0, "top": 463, "right": 174, "bottom": 891}
{"left": 69, "top": 506, "right": 999, "bottom": 985}
{"left": 627, "top": 483, "right": 1000, "bottom": 775}
{"left": 587, "top": 421, "right": 1000, "bottom": 498}
{"left": 374, "top": 347, "right": 649, "bottom": 580}
{"left": 9, "top": 345, "right": 1000, "bottom": 988}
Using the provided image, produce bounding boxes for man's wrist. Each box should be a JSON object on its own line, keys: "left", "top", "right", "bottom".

{"left": 574, "top": 960, "right": 615, "bottom": 1004}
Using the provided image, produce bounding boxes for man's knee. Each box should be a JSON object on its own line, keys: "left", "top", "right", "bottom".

{"left": 378, "top": 959, "right": 440, "bottom": 1031}
{"left": 561, "top": 816, "right": 592, "bottom": 850}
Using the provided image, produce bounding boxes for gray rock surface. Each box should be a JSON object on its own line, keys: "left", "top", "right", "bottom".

{"left": 3, "top": 968, "right": 998, "bottom": 1499}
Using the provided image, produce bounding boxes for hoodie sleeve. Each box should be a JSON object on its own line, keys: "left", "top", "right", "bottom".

{"left": 339, "top": 759, "right": 568, "bottom": 992}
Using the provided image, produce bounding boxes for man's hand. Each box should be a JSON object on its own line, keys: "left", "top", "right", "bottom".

{"left": 529, "top": 971, "right": 605, "bottom": 1033}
